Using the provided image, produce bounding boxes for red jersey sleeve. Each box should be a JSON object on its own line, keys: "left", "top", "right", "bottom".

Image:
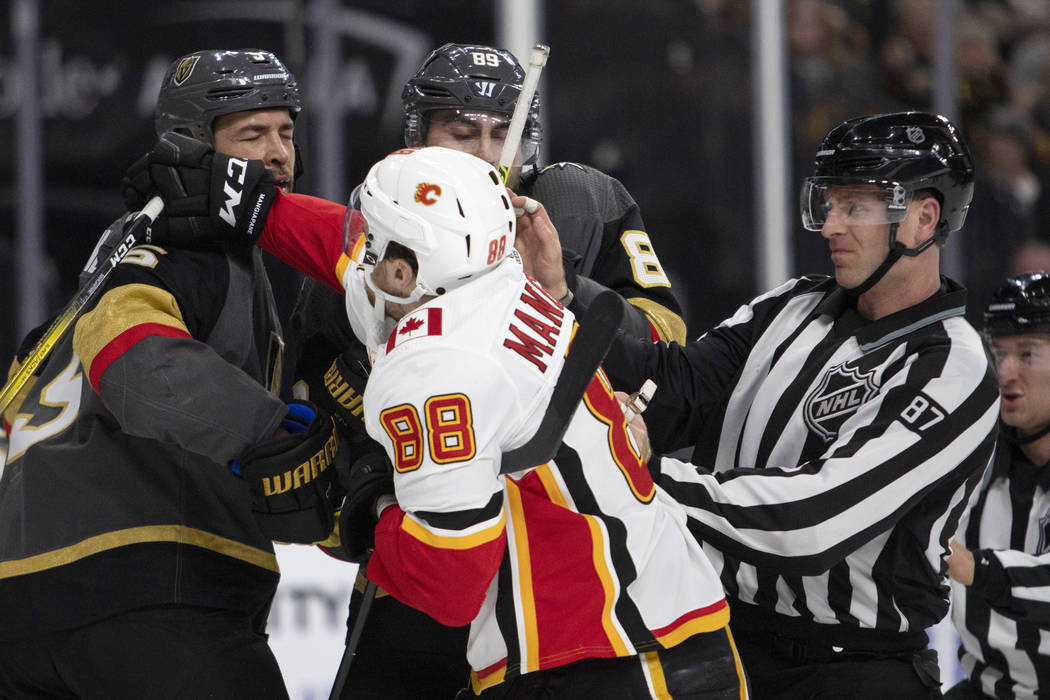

{"left": 258, "top": 191, "right": 348, "bottom": 293}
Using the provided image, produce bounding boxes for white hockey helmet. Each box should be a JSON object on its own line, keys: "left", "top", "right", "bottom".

{"left": 357, "top": 146, "right": 516, "bottom": 297}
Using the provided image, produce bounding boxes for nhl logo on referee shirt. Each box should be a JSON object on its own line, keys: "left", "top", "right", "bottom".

{"left": 804, "top": 361, "right": 879, "bottom": 442}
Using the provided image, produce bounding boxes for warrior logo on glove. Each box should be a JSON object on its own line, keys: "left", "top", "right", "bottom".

{"left": 260, "top": 423, "right": 339, "bottom": 497}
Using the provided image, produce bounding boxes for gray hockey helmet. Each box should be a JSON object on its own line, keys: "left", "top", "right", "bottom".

{"left": 154, "top": 49, "right": 301, "bottom": 143}
{"left": 401, "top": 43, "right": 541, "bottom": 176}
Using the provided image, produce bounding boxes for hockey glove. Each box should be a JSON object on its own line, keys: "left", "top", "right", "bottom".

{"left": 334, "top": 449, "right": 395, "bottom": 563}
{"left": 301, "top": 343, "right": 373, "bottom": 448}
{"left": 122, "top": 131, "right": 276, "bottom": 246}
{"left": 234, "top": 400, "right": 342, "bottom": 544}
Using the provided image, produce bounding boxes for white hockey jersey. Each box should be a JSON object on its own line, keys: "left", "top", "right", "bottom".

{"left": 360, "top": 255, "right": 728, "bottom": 693}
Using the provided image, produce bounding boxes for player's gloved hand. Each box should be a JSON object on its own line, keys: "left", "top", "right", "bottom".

{"left": 122, "top": 131, "right": 276, "bottom": 247}
{"left": 306, "top": 344, "right": 373, "bottom": 447}
{"left": 333, "top": 449, "right": 395, "bottom": 563}
{"left": 233, "top": 400, "right": 342, "bottom": 544}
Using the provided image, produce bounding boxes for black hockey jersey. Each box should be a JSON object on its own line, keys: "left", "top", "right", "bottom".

{"left": 0, "top": 232, "right": 287, "bottom": 640}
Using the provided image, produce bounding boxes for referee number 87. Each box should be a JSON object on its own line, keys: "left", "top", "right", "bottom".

{"left": 898, "top": 393, "right": 945, "bottom": 434}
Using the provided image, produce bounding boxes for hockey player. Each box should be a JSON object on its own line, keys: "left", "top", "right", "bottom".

{"left": 600, "top": 112, "right": 1000, "bottom": 698}
{"left": 943, "top": 272, "right": 1050, "bottom": 700}
{"left": 309, "top": 145, "right": 745, "bottom": 698}
{"left": 0, "top": 50, "right": 338, "bottom": 699}
{"left": 122, "top": 40, "right": 690, "bottom": 698}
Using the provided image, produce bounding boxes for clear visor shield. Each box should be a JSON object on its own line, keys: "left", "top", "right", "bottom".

{"left": 343, "top": 208, "right": 375, "bottom": 266}
{"left": 800, "top": 179, "right": 911, "bottom": 232}
{"left": 987, "top": 334, "right": 1050, "bottom": 373}
{"left": 423, "top": 109, "right": 537, "bottom": 167}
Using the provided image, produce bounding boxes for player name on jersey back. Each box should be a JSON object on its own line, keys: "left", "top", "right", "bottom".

{"left": 501, "top": 276, "right": 568, "bottom": 374}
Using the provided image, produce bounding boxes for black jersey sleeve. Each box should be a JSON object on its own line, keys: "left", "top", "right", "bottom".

{"left": 525, "top": 163, "right": 687, "bottom": 343}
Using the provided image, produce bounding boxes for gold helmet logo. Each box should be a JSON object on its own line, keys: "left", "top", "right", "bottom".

{"left": 173, "top": 56, "right": 200, "bottom": 86}
{"left": 414, "top": 183, "right": 442, "bottom": 206}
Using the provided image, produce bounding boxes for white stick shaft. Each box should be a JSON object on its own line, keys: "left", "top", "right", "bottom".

{"left": 497, "top": 44, "right": 549, "bottom": 182}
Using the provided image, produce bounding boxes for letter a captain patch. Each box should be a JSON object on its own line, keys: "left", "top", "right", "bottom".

{"left": 387, "top": 307, "right": 443, "bottom": 353}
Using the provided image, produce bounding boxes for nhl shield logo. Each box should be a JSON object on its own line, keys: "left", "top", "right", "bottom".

{"left": 173, "top": 56, "right": 200, "bottom": 86}
{"left": 804, "top": 362, "right": 880, "bottom": 442}
{"left": 906, "top": 126, "right": 925, "bottom": 144}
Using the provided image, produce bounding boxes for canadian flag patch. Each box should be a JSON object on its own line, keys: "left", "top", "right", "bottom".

{"left": 387, "top": 307, "right": 443, "bottom": 353}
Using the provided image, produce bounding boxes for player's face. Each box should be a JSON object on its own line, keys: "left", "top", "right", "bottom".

{"left": 425, "top": 109, "right": 520, "bottom": 187}
{"left": 819, "top": 185, "right": 893, "bottom": 288}
{"left": 213, "top": 108, "right": 296, "bottom": 192}
{"left": 991, "top": 333, "right": 1050, "bottom": 435}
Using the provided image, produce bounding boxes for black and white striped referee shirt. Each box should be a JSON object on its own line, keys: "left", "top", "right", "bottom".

{"left": 951, "top": 440, "right": 1050, "bottom": 699}
{"left": 604, "top": 274, "right": 999, "bottom": 649}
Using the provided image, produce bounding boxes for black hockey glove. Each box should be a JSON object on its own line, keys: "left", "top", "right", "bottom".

{"left": 122, "top": 131, "right": 276, "bottom": 247}
{"left": 306, "top": 343, "right": 373, "bottom": 448}
{"left": 233, "top": 400, "right": 342, "bottom": 544}
{"left": 335, "top": 449, "right": 395, "bottom": 564}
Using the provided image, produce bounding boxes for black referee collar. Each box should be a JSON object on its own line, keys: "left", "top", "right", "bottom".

{"left": 815, "top": 276, "right": 968, "bottom": 351}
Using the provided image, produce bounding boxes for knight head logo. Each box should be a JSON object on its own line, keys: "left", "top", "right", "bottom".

{"left": 173, "top": 56, "right": 200, "bottom": 86}
{"left": 414, "top": 183, "right": 442, "bottom": 206}
{"left": 804, "top": 361, "right": 880, "bottom": 442}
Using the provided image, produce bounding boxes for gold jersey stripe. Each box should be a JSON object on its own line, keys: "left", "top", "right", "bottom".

{"left": 653, "top": 606, "right": 731, "bottom": 649}
{"left": 505, "top": 478, "right": 540, "bottom": 671}
{"left": 400, "top": 508, "right": 506, "bottom": 550}
{"left": 0, "top": 524, "right": 279, "bottom": 579}
{"left": 585, "top": 515, "right": 632, "bottom": 656}
{"left": 627, "top": 297, "right": 687, "bottom": 344}
{"left": 73, "top": 283, "right": 189, "bottom": 369}
{"left": 642, "top": 650, "right": 672, "bottom": 699}
{"left": 725, "top": 625, "right": 749, "bottom": 700}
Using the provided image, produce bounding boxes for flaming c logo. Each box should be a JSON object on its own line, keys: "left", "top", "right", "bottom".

{"left": 414, "top": 183, "right": 442, "bottom": 206}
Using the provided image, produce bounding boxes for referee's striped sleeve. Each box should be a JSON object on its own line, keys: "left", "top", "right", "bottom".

{"left": 657, "top": 335, "right": 999, "bottom": 576}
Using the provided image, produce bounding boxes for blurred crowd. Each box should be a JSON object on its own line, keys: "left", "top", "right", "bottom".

{"left": 784, "top": 0, "right": 1050, "bottom": 321}
{"left": 547, "top": 0, "right": 1050, "bottom": 333}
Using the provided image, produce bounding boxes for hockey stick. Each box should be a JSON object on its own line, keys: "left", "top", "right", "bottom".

{"left": 328, "top": 577, "right": 377, "bottom": 700}
{"left": 496, "top": 44, "right": 549, "bottom": 185}
{"left": 501, "top": 290, "right": 623, "bottom": 473}
{"left": 0, "top": 196, "right": 164, "bottom": 414}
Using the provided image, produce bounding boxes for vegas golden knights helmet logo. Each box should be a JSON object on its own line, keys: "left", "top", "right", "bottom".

{"left": 173, "top": 56, "right": 200, "bottom": 86}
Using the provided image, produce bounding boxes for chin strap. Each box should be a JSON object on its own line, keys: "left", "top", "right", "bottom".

{"left": 844, "top": 223, "right": 947, "bottom": 297}
{"left": 1000, "top": 418, "right": 1050, "bottom": 445}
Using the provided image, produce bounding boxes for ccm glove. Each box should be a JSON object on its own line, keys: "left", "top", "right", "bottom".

{"left": 122, "top": 131, "right": 276, "bottom": 246}
{"left": 335, "top": 449, "right": 395, "bottom": 563}
{"left": 234, "top": 400, "right": 342, "bottom": 544}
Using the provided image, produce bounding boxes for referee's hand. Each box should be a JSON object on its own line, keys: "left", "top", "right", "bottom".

{"left": 946, "top": 539, "right": 975, "bottom": 586}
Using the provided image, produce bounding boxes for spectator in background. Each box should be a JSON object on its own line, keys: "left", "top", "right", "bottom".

{"left": 946, "top": 271, "right": 1050, "bottom": 700}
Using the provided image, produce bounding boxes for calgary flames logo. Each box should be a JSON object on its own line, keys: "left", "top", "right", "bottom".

{"left": 414, "top": 183, "right": 442, "bottom": 206}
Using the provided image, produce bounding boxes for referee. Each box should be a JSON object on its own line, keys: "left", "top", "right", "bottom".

{"left": 603, "top": 112, "right": 1000, "bottom": 699}
{"left": 944, "top": 272, "right": 1050, "bottom": 700}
